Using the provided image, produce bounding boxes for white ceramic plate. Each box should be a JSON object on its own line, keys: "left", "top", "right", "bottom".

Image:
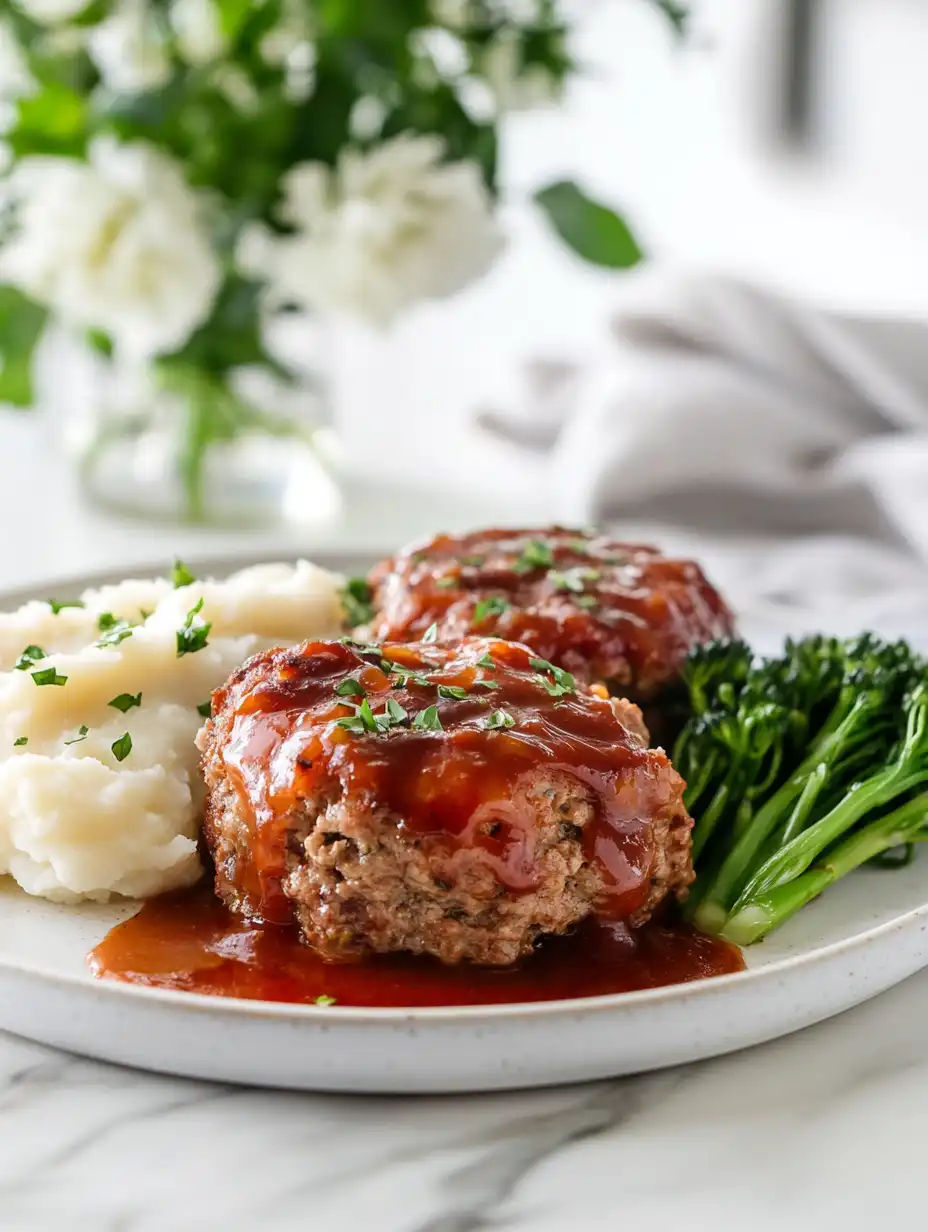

{"left": 1, "top": 557, "right": 927, "bottom": 1095}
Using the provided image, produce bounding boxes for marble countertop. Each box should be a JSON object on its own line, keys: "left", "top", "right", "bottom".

{"left": 4, "top": 969, "right": 928, "bottom": 1230}
{"left": 2, "top": 421, "right": 927, "bottom": 1230}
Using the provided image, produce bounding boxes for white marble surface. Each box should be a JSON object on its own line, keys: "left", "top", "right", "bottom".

{"left": 2, "top": 421, "right": 928, "bottom": 1230}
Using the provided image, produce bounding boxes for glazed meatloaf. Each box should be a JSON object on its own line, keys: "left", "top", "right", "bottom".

{"left": 362, "top": 526, "right": 734, "bottom": 701}
{"left": 199, "top": 635, "right": 694, "bottom": 966}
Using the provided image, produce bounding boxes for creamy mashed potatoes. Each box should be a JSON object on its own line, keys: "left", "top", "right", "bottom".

{"left": 0, "top": 561, "right": 344, "bottom": 902}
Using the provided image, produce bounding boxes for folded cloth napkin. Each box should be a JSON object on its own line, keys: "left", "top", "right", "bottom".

{"left": 478, "top": 267, "right": 928, "bottom": 645}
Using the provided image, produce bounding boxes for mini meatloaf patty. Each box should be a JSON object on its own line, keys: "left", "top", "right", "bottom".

{"left": 363, "top": 527, "right": 734, "bottom": 700}
{"left": 199, "top": 636, "right": 694, "bottom": 966}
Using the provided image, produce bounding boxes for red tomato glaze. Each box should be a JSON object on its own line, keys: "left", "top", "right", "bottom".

{"left": 207, "top": 637, "right": 685, "bottom": 927}
{"left": 89, "top": 886, "right": 744, "bottom": 1007}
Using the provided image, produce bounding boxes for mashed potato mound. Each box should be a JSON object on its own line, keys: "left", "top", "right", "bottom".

{"left": 0, "top": 561, "right": 344, "bottom": 902}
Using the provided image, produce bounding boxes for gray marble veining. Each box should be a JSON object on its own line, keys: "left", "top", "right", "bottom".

{"left": 3, "top": 966, "right": 928, "bottom": 1230}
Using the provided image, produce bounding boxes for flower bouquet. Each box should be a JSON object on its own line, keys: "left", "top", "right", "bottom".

{"left": 0, "top": 0, "right": 684, "bottom": 522}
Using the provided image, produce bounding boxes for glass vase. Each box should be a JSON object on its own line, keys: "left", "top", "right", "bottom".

{"left": 35, "top": 323, "right": 343, "bottom": 530}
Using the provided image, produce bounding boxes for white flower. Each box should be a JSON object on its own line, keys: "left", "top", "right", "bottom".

{"left": 170, "top": 0, "right": 226, "bottom": 65}
{"left": 12, "top": 0, "right": 89, "bottom": 24}
{"left": 0, "top": 137, "right": 221, "bottom": 359}
{"left": 240, "top": 133, "right": 503, "bottom": 326}
{"left": 479, "top": 28, "right": 563, "bottom": 112}
{"left": 88, "top": 0, "right": 171, "bottom": 95}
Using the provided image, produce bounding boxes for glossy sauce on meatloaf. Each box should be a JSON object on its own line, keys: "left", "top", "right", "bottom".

{"left": 201, "top": 637, "right": 691, "bottom": 951}
{"left": 365, "top": 527, "right": 734, "bottom": 698}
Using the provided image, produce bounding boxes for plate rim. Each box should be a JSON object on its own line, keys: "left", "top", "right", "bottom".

{"left": 2, "top": 553, "right": 928, "bottom": 1027}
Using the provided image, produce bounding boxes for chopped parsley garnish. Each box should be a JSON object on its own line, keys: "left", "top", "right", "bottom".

{"left": 384, "top": 662, "right": 431, "bottom": 688}
{"left": 97, "top": 615, "right": 135, "bottom": 647}
{"left": 32, "top": 667, "right": 67, "bottom": 687}
{"left": 576, "top": 595, "right": 598, "bottom": 610}
{"left": 476, "top": 652, "right": 496, "bottom": 669}
{"left": 529, "top": 657, "right": 576, "bottom": 697}
{"left": 336, "top": 695, "right": 408, "bottom": 735}
{"left": 172, "top": 559, "right": 196, "bottom": 588}
{"left": 513, "top": 539, "right": 554, "bottom": 574}
{"left": 340, "top": 637, "right": 383, "bottom": 658}
{"left": 176, "top": 598, "right": 211, "bottom": 657}
{"left": 460, "top": 555, "right": 486, "bottom": 567}
{"left": 46, "top": 599, "right": 85, "bottom": 615}
{"left": 64, "top": 725, "right": 89, "bottom": 746}
{"left": 14, "top": 645, "right": 46, "bottom": 671}
{"left": 568, "top": 538, "right": 591, "bottom": 555}
{"left": 436, "top": 576, "right": 458, "bottom": 589}
{"left": 412, "top": 705, "right": 443, "bottom": 732}
{"left": 422, "top": 623, "right": 439, "bottom": 644}
{"left": 335, "top": 678, "right": 365, "bottom": 698}
{"left": 485, "top": 709, "right": 515, "bottom": 730}
{"left": 109, "top": 693, "right": 142, "bottom": 713}
{"left": 437, "top": 684, "right": 468, "bottom": 700}
{"left": 314, "top": 994, "right": 337, "bottom": 1007}
{"left": 473, "top": 596, "right": 509, "bottom": 624}
{"left": 197, "top": 701, "right": 212, "bottom": 718}
{"left": 474, "top": 679, "right": 501, "bottom": 691}
{"left": 550, "top": 566, "right": 602, "bottom": 594}
{"left": 340, "top": 577, "right": 375, "bottom": 627}
{"left": 13, "top": 737, "right": 27, "bottom": 747}
{"left": 111, "top": 732, "right": 133, "bottom": 762}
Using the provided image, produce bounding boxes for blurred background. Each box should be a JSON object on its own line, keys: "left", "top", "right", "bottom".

{"left": 2, "top": 0, "right": 928, "bottom": 598}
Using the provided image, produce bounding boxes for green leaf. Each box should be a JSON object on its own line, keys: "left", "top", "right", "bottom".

{"left": 534, "top": 181, "right": 644, "bottom": 271}
{"left": 217, "top": 0, "right": 254, "bottom": 38}
{"left": 0, "top": 289, "right": 47, "bottom": 409}
{"left": 9, "top": 82, "right": 87, "bottom": 158}
{"left": 650, "top": 0, "right": 690, "bottom": 36}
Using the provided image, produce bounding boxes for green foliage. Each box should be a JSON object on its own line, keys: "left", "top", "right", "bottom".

{"left": 534, "top": 181, "right": 644, "bottom": 270}
{"left": 0, "top": 289, "right": 47, "bottom": 408}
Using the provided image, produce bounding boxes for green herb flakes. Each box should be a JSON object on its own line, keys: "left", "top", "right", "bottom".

{"left": 340, "top": 577, "right": 375, "bottom": 627}
{"left": 485, "top": 710, "right": 515, "bottom": 730}
{"left": 47, "top": 599, "right": 85, "bottom": 615}
{"left": 513, "top": 539, "right": 554, "bottom": 574}
{"left": 437, "top": 684, "right": 468, "bottom": 700}
{"left": 109, "top": 693, "right": 142, "bottom": 713}
{"left": 529, "top": 657, "right": 576, "bottom": 697}
{"left": 32, "top": 667, "right": 67, "bottom": 687}
{"left": 412, "top": 705, "right": 443, "bottom": 732}
{"left": 474, "top": 679, "right": 501, "bottom": 691}
{"left": 422, "top": 623, "right": 439, "bottom": 644}
{"left": 476, "top": 652, "right": 496, "bottom": 669}
{"left": 473, "top": 596, "right": 509, "bottom": 624}
{"left": 111, "top": 732, "right": 133, "bottom": 762}
{"left": 64, "top": 725, "right": 89, "bottom": 746}
{"left": 436, "top": 576, "right": 458, "bottom": 589}
{"left": 171, "top": 559, "right": 196, "bottom": 588}
{"left": 14, "top": 645, "right": 46, "bottom": 671}
{"left": 314, "top": 994, "right": 337, "bottom": 1007}
{"left": 13, "top": 737, "right": 27, "bottom": 747}
{"left": 197, "top": 701, "right": 212, "bottom": 718}
{"left": 335, "top": 678, "right": 365, "bottom": 698}
{"left": 176, "top": 598, "right": 211, "bottom": 657}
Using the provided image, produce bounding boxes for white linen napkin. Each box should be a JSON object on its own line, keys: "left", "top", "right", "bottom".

{"left": 478, "top": 267, "right": 928, "bottom": 646}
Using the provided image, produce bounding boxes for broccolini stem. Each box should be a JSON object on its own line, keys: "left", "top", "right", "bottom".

{"left": 721, "top": 793, "right": 928, "bottom": 944}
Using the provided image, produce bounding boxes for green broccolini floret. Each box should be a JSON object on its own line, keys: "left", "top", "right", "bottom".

{"left": 675, "top": 633, "right": 928, "bottom": 943}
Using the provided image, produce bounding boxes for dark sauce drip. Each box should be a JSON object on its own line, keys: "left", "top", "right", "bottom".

{"left": 214, "top": 637, "right": 678, "bottom": 925}
{"left": 367, "top": 527, "right": 734, "bottom": 694}
{"left": 89, "top": 885, "right": 744, "bottom": 1007}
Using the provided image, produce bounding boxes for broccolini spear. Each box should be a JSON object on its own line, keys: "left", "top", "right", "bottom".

{"left": 674, "top": 633, "right": 928, "bottom": 942}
